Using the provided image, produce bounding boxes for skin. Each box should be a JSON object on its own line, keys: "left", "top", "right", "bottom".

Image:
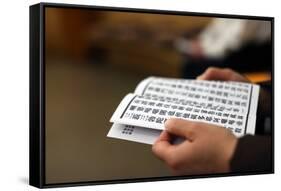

{"left": 196, "top": 67, "right": 249, "bottom": 82}
{"left": 190, "top": 40, "right": 204, "bottom": 59}
{"left": 152, "top": 67, "right": 250, "bottom": 175}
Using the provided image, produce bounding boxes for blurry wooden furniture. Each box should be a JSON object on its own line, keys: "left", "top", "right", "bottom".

{"left": 45, "top": 7, "right": 211, "bottom": 77}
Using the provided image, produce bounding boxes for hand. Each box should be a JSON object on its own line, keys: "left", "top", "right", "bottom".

{"left": 152, "top": 118, "right": 238, "bottom": 175}
{"left": 190, "top": 39, "right": 204, "bottom": 59}
{"left": 197, "top": 67, "right": 250, "bottom": 82}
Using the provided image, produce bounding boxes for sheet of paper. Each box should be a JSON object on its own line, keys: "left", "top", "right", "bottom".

{"left": 107, "top": 123, "right": 185, "bottom": 145}
{"left": 110, "top": 78, "right": 259, "bottom": 137}
{"left": 107, "top": 123, "right": 161, "bottom": 145}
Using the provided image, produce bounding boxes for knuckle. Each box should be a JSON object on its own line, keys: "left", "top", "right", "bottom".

{"left": 166, "top": 118, "right": 183, "bottom": 130}
{"left": 165, "top": 118, "right": 176, "bottom": 129}
{"left": 206, "top": 67, "right": 216, "bottom": 73}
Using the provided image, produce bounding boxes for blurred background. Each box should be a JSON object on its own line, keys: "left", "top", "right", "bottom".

{"left": 44, "top": 7, "right": 272, "bottom": 184}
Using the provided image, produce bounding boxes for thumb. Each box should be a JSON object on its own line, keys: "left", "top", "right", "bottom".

{"left": 164, "top": 118, "right": 197, "bottom": 141}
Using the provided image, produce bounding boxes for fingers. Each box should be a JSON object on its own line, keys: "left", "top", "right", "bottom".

{"left": 154, "top": 130, "right": 172, "bottom": 143}
{"left": 164, "top": 118, "right": 201, "bottom": 141}
{"left": 197, "top": 67, "right": 233, "bottom": 81}
{"left": 152, "top": 130, "right": 192, "bottom": 170}
{"left": 152, "top": 131, "right": 174, "bottom": 160}
{"left": 197, "top": 67, "right": 250, "bottom": 82}
{"left": 153, "top": 119, "right": 219, "bottom": 160}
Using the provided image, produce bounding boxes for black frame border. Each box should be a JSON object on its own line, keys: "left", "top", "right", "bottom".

{"left": 29, "top": 2, "right": 274, "bottom": 188}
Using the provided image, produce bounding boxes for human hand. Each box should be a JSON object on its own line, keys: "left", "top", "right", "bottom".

{"left": 152, "top": 118, "right": 238, "bottom": 175}
{"left": 197, "top": 67, "right": 250, "bottom": 82}
{"left": 189, "top": 39, "right": 204, "bottom": 59}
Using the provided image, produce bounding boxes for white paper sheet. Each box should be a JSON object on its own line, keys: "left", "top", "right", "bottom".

{"left": 107, "top": 123, "right": 161, "bottom": 145}
{"left": 108, "top": 77, "right": 260, "bottom": 143}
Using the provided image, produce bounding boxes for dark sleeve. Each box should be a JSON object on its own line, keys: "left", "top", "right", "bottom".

{"left": 230, "top": 135, "right": 272, "bottom": 173}
{"left": 230, "top": 81, "right": 273, "bottom": 172}
{"left": 255, "top": 81, "right": 272, "bottom": 135}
